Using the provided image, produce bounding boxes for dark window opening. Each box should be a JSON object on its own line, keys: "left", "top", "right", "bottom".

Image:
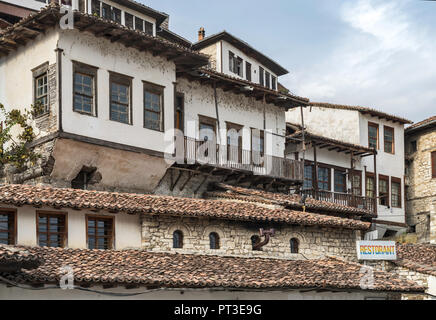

{"left": 290, "top": 238, "right": 299, "bottom": 254}
{"left": 173, "top": 230, "right": 184, "bottom": 249}
{"left": 246, "top": 62, "right": 252, "bottom": 81}
{"left": 271, "top": 76, "right": 277, "bottom": 90}
{"left": 259, "top": 67, "right": 264, "bottom": 86}
{"left": 71, "top": 167, "right": 97, "bottom": 190}
{"left": 111, "top": 7, "right": 121, "bottom": 24}
{"left": 251, "top": 235, "right": 261, "bottom": 251}
{"left": 209, "top": 232, "right": 220, "bottom": 250}
{"left": 91, "top": 0, "right": 100, "bottom": 16}
{"left": 135, "top": 17, "right": 144, "bottom": 32}
{"left": 379, "top": 175, "right": 389, "bottom": 206}
{"left": 101, "top": 2, "right": 111, "bottom": 20}
{"left": 410, "top": 141, "right": 417, "bottom": 153}
{"left": 144, "top": 21, "right": 154, "bottom": 36}
{"left": 125, "top": 13, "right": 134, "bottom": 29}
{"left": 265, "top": 71, "right": 271, "bottom": 89}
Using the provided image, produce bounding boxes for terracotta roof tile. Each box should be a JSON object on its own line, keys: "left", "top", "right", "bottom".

{"left": 0, "top": 245, "right": 42, "bottom": 272}
{"left": 406, "top": 116, "right": 436, "bottom": 132}
{"left": 394, "top": 244, "right": 436, "bottom": 277}
{"left": 0, "top": 184, "right": 371, "bottom": 230}
{"left": 210, "top": 184, "right": 373, "bottom": 217}
{"left": 0, "top": 246, "right": 425, "bottom": 293}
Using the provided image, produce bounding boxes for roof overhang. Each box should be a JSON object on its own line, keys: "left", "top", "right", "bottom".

{"left": 109, "top": 0, "right": 169, "bottom": 26}
{"left": 193, "top": 31, "right": 289, "bottom": 76}
{"left": 0, "top": 4, "right": 209, "bottom": 72}
{"left": 179, "top": 68, "right": 310, "bottom": 110}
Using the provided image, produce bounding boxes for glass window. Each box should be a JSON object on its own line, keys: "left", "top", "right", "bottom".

{"left": 0, "top": 210, "right": 15, "bottom": 245}
{"left": 265, "top": 71, "right": 271, "bottom": 89}
{"left": 384, "top": 126, "right": 394, "bottom": 154}
{"left": 112, "top": 7, "right": 121, "bottom": 24}
{"left": 144, "top": 21, "right": 154, "bottom": 36}
{"left": 259, "top": 67, "right": 264, "bottom": 86}
{"left": 144, "top": 82, "right": 164, "bottom": 131}
{"left": 352, "top": 173, "right": 362, "bottom": 196}
{"left": 125, "top": 12, "right": 134, "bottom": 29}
{"left": 37, "top": 213, "right": 66, "bottom": 248}
{"left": 368, "top": 123, "right": 379, "bottom": 149}
{"left": 318, "top": 167, "right": 330, "bottom": 191}
{"left": 271, "top": 76, "right": 277, "bottom": 90}
{"left": 135, "top": 17, "right": 144, "bottom": 32}
{"left": 173, "top": 230, "right": 183, "bottom": 249}
{"left": 366, "top": 175, "right": 375, "bottom": 198}
{"left": 101, "top": 2, "right": 111, "bottom": 20}
{"left": 303, "top": 165, "right": 313, "bottom": 190}
{"left": 379, "top": 176, "right": 389, "bottom": 206}
{"left": 73, "top": 70, "right": 95, "bottom": 115}
{"left": 290, "top": 238, "right": 299, "bottom": 254}
{"left": 209, "top": 232, "right": 220, "bottom": 250}
{"left": 35, "top": 73, "right": 48, "bottom": 116}
{"left": 334, "top": 170, "right": 346, "bottom": 193}
{"left": 87, "top": 217, "right": 113, "bottom": 250}
{"left": 246, "top": 62, "right": 252, "bottom": 81}
{"left": 229, "top": 52, "right": 235, "bottom": 73}
{"left": 110, "top": 74, "right": 131, "bottom": 124}
{"left": 391, "top": 179, "right": 401, "bottom": 208}
{"left": 91, "top": 0, "right": 100, "bottom": 16}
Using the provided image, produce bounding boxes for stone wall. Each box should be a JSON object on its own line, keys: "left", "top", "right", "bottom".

{"left": 141, "top": 215, "right": 362, "bottom": 261}
{"left": 405, "top": 127, "right": 436, "bottom": 243}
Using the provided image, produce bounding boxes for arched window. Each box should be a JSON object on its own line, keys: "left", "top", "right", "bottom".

{"left": 209, "top": 232, "right": 220, "bottom": 250}
{"left": 290, "top": 238, "right": 299, "bottom": 254}
{"left": 173, "top": 230, "right": 183, "bottom": 249}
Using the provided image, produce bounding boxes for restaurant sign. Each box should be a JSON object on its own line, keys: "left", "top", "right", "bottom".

{"left": 356, "top": 241, "right": 397, "bottom": 261}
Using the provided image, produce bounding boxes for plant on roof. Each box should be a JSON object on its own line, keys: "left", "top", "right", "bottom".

{"left": 0, "top": 102, "right": 41, "bottom": 170}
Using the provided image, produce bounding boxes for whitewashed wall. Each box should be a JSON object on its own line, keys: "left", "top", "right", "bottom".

{"left": 1, "top": 204, "right": 142, "bottom": 250}
{"left": 0, "top": 285, "right": 389, "bottom": 300}
{"left": 0, "top": 0, "right": 48, "bottom": 11}
{"left": 177, "top": 77, "right": 286, "bottom": 158}
{"left": 58, "top": 28, "right": 176, "bottom": 154}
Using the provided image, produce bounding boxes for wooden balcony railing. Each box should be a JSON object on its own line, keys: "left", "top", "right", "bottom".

{"left": 301, "top": 189, "right": 375, "bottom": 213}
{"left": 180, "top": 137, "right": 304, "bottom": 181}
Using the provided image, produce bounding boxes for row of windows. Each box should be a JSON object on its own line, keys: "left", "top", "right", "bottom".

{"left": 0, "top": 210, "right": 114, "bottom": 250}
{"left": 303, "top": 164, "right": 402, "bottom": 208}
{"left": 33, "top": 61, "right": 165, "bottom": 132}
{"left": 368, "top": 122, "right": 395, "bottom": 154}
{"left": 91, "top": 0, "right": 154, "bottom": 36}
{"left": 228, "top": 51, "right": 277, "bottom": 90}
{"left": 172, "top": 230, "right": 300, "bottom": 254}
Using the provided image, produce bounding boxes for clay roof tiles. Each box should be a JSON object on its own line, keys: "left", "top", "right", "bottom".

{"left": 394, "top": 244, "right": 436, "bottom": 277}
{"left": 0, "top": 246, "right": 425, "bottom": 293}
{"left": 0, "top": 184, "right": 371, "bottom": 230}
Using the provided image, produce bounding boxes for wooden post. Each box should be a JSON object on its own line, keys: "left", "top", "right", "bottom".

{"left": 350, "top": 151, "right": 354, "bottom": 207}
{"left": 373, "top": 152, "right": 378, "bottom": 217}
{"left": 314, "top": 144, "right": 318, "bottom": 200}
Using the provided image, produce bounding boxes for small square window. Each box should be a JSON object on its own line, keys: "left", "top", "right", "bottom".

{"left": 37, "top": 212, "right": 67, "bottom": 248}
{"left": 0, "top": 210, "right": 16, "bottom": 245}
{"left": 87, "top": 216, "right": 114, "bottom": 250}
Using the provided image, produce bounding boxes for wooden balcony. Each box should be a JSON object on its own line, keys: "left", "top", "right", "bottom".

{"left": 301, "top": 189, "right": 376, "bottom": 214}
{"left": 173, "top": 137, "right": 304, "bottom": 185}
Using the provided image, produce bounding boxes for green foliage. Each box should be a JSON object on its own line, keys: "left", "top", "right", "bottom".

{"left": 0, "top": 102, "right": 40, "bottom": 169}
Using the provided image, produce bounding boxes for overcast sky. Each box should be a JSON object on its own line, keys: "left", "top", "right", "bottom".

{"left": 140, "top": 0, "right": 435, "bottom": 123}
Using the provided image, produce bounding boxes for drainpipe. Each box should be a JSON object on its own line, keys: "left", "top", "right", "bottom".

{"left": 253, "top": 228, "right": 275, "bottom": 251}
{"left": 55, "top": 45, "right": 64, "bottom": 133}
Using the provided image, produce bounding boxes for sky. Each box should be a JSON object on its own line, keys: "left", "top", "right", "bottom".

{"left": 140, "top": 0, "right": 435, "bottom": 123}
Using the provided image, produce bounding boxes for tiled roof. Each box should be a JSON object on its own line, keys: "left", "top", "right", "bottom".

{"left": 405, "top": 116, "right": 436, "bottom": 133}
{"left": 209, "top": 184, "right": 373, "bottom": 217}
{"left": 0, "top": 245, "right": 42, "bottom": 272}
{"left": 0, "top": 246, "right": 425, "bottom": 293}
{"left": 310, "top": 102, "right": 412, "bottom": 125}
{"left": 0, "top": 184, "right": 370, "bottom": 230}
{"left": 394, "top": 244, "right": 436, "bottom": 277}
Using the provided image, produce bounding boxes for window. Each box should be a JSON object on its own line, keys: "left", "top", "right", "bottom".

{"left": 227, "top": 122, "right": 243, "bottom": 163}
{"left": 334, "top": 169, "right": 346, "bottom": 193}
{"left": 91, "top": 0, "right": 100, "bottom": 16}
{"left": 73, "top": 62, "right": 97, "bottom": 115}
{"left": 259, "top": 67, "right": 264, "bottom": 86}
{"left": 71, "top": 166, "right": 97, "bottom": 190}
{"left": 229, "top": 52, "right": 243, "bottom": 76}
{"left": 410, "top": 141, "right": 417, "bottom": 153}
{"left": 78, "top": 0, "right": 86, "bottom": 12}
{"left": 384, "top": 126, "right": 395, "bottom": 154}
{"left": 290, "top": 238, "right": 299, "bottom": 254}
{"left": 110, "top": 72, "right": 132, "bottom": 124}
{"left": 33, "top": 63, "right": 49, "bottom": 117}
{"left": 379, "top": 175, "right": 389, "bottom": 206}
{"left": 111, "top": 7, "right": 121, "bottom": 24}
{"left": 433, "top": 151, "right": 436, "bottom": 179}
{"left": 366, "top": 173, "right": 375, "bottom": 198}
{"left": 199, "top": 116, "right": 217, "bottom": 160}
{"left": 391, "top": 177, "right": 402, "bottom": 208}
{"left": 175, "top": 93, "right": 184, "bottom": 132}
{"left": 173, "top": 230, "right": 183, "bottom": 249}
{"left": 135, "top": 17, "right": 144, "bottom": 32}
{"left": 209, "top": 232, "right": 220, "bottom": 250}
{"left": 101, "top": 2, "right": 111, "bottom": 20}
{"left": 368, "top": 122, "right": 379, "bottom": 149}
{"left": 37, "top": 212, "right": 67, "bottom": 248}
{"left": 125, "top": 12, "right": 134, "bottom": 29}
{"left": 87, "top": 216, "right": 114, "bottom": 250}
{"left": 143, "top": 81, "right": 164, "bottom": 132}
{"left": 271, "top": 76, "right": 277, "bottom": 90}
{"left": 351, "top": 172, "right": 362, "bottom": 196}
{"left": 265, "top": 71, "right": 271, "bottom": 89}
{"left": 144, "top": 21, "right": 154, "bottom": 36}
{"left": 251, "top": 129, "right": 265, "bottom": 166}
{"left": 318, "top": 167, "right": 330, "bottom": 191}
{"left": 0, "top": 209, "right": 16, "bottom": 245}
{"left": 251, "top": 235, "right": 261, "bottom": 251}
{"left": 303, "top": 165, "right": 314, "bottom": 190}
{"left": 246, "top": 62, "right": 252, "bottom": 81}
{"left": 229, "top": 52, "right": 235, "bottom": 73}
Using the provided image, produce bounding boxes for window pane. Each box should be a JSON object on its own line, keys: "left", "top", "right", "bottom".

{"left": 334, "top": 170, "right": 346, "bottom": 193}
{"left": 304, "top": 165, "right": 313, "bottom": 190}
{"left": 392, "top": 182, "right": 401, "bottom": 207}
{"left": 369, "top": 125, "right": 378, "bottom": 149}
{"left": 318, "top": 167, "right": 330, "bottom": 191}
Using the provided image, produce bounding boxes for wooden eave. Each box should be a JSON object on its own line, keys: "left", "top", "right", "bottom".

{"left": 178, "top": 68, "right": 310, "bottom": 110}
{"left": 287, "top": 131, "right": 376, "bottom": 157}
{"left": 0, "top": 4, "right": 209, "bottom": 72}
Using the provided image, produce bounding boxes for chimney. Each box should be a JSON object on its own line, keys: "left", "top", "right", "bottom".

{"left": 198, "top": 27, "right": 205, "bottom": 41}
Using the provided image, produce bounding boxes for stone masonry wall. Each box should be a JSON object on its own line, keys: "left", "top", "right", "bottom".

{"left": 406, "top": 127, "right": 436, "bottom": 243}
{"left": 141, "top": 215, "right": 362, "bottom": 262}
